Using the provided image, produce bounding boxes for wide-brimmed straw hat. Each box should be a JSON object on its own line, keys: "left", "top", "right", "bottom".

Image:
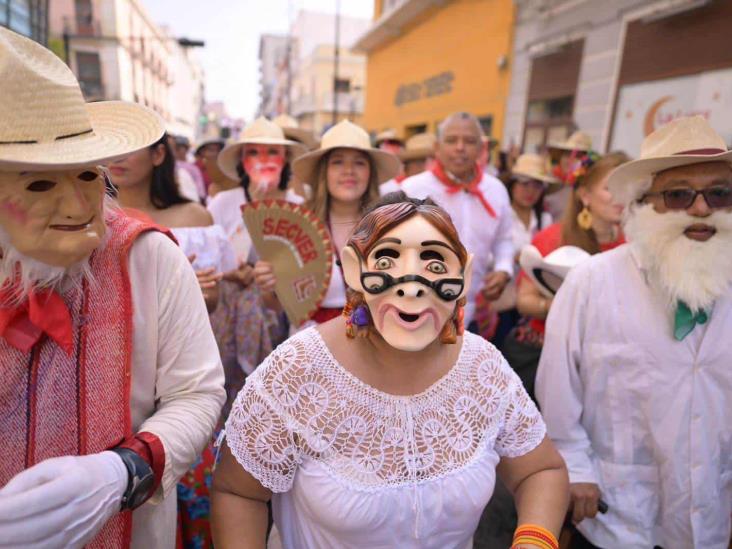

{"left": 512, "top": 153, "right": 562, "bottom": 193}
{"left": 293, "top": 120, "right": 401, "bottom": 184}
{"left": 607, "top": 116, "right": 732, "bottom": 206}
{"left": 217, "top": 116, "right": 307, "bottom": 180}
{"left": 0, "top": 27, "right": 163, "bottom": 171}
{"left": 273, "top": 114, "right": 319, "bottom": 151}
{"left": 398, "top": 132, "right": 436, "bottom": 162}
{"left": 547, "top": 131, "right": 593, "bottom": 153}
{"left": 374, "top": 128, "right": 404, "bottom": 147}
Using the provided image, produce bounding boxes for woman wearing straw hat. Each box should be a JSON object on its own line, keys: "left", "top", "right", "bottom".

{"left": 206, "top": 117, "right": 306, "bottom": 378}
{"left": 475, "top": 153, "right": 560, "bottom": 346}
{"left": 253, "top": 119, "right": 400, "bottom": 327}
{"left": 506, "top": 152, "right": 627, "bottom": 400}
{"left": 544, "top": 130, "right": 594, "bottom": 220}
{"left": 0, "top": 28, "right": 224, "bottom": 548}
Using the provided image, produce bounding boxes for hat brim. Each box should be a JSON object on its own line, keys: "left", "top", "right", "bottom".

{"left": 194, "top": 138, "right": 226, "bottom": 155}
{"left": 292, "top": 145, "right": 401, "bottom": 184}
{"left": 519, "top": 245, "right": 586, "bottom": 298}
{"left": 547, "top": 142, "right": 591, "bottom": 153}
{"left": 607, "top": 150, "right": 732, "bottom": 204}
{"left": 281, "top": 127, "right": 319, "bottom": 151}
{"left": 399, "top": 147, "right": 434, "bottom": 162}
{"left": 0, "top": 101, "right": 164, "bottom": 171}
{"left": 513, "top": 169, "right": 562, "bottom": 193}
{"left": 218, "top": 137, "right": 308, "bottom": 181}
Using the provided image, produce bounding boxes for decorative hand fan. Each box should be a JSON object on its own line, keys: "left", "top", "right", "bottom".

{"left": 242, "top": 199, "right": 333, "bottom": 326}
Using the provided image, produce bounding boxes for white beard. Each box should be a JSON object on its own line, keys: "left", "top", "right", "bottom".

{"left": 623, "top": 203, "right": 732, "bottom": 313}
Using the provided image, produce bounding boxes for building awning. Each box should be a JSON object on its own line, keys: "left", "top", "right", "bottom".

{"left": 352, "top": 0, "right": 447, "bottom": 53}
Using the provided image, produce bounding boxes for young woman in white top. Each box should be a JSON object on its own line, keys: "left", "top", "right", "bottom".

{"left": 212, "top": 194, "right": 569, "bottom": 549}
{"left": 254, "top": 120, "right": 400, "bottom": 326}
{"left": 486, "top": 153, "right": 558, "bottom": 347}
{"left": 109, "top": 134, "right": 235, "bottom": 313}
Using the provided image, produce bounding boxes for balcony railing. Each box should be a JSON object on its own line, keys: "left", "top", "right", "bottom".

{"left": 63, "top": 15, "right": 102, "bottom": 37}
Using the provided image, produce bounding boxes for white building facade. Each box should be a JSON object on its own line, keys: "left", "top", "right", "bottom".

{"left": 503, "top": 0, "right": 732, "bottom": 156}
{"left": 49, "top": 0, "right": 205, "bottom": 140}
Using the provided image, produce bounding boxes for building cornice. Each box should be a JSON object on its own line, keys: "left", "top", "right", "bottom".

{"left": 352, "top": 0, "right": 447, "bottom": 53}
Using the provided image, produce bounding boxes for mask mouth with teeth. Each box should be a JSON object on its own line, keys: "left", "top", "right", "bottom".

{"left": 341, "top": 195, "right": 473, "bottom": 352}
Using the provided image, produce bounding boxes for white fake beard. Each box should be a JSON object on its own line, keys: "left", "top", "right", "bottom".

{"left": 0, "top": 196, "right": 116, "bottom": 305}
{"left": 623, "top": 203, "right": 732, "bottom": 313}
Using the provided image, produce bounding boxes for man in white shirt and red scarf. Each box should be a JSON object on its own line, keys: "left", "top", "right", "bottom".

{"left": 401, "top": 112, "right": 514, "bottom": 329}
{"left": 0, "top": 28, "right": 224, "bottom": 548}
{"left": 536, "top": 116, "right": 732, "bottom": 548}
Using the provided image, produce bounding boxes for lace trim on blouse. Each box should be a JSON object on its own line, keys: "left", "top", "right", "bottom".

{"left": 225, "top": 328, "right": 545, "bottom": 493}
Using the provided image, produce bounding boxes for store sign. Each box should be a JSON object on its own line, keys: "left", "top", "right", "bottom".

{"left": 611, "top": 68, "right": 732, "bottom": 155}
{"left": 394, "top": 71, "right": 454, "bottom": 106}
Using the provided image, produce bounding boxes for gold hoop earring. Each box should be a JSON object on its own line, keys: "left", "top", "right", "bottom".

{"left": 577, "top": 206, "right": 593, "bottom": 231}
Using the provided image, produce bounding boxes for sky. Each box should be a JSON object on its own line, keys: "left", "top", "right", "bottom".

{"left": 145, "top": 0, "right": 374, "bottom": 122}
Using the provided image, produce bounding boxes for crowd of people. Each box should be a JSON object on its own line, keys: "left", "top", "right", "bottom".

{"left": 1, "top": 26, "right": 731, "bottom": 549}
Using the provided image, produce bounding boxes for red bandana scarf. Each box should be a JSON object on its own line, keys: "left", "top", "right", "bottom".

{"left": 431, "top": 161, "right": 496, "bottom": 218}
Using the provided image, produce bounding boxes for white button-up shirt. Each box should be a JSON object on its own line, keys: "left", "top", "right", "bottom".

{"left": 401, "top": 171, "right": 515, "bottom": 324}
{"left": 536, "top": 244, "right": 732, "bottom": 549}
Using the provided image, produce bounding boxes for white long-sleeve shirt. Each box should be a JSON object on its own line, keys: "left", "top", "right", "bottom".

{"left": 536, "top": 244, "right": 732, "bottom": 549}
{"left": 128, "top": 231, "right": 225, "bottom": 548}
{"left": 401, "top": 171, "right": 515, "bottom": 323}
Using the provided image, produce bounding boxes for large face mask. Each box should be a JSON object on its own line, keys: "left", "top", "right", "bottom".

{"left": 241, "top": 144, "right": 286, "bottom": 195}
{"left": 0, "top": 168, "right": 106, "bottom": 268}
{"left": 342, "top": 215, "right": 473, "bottom": 352}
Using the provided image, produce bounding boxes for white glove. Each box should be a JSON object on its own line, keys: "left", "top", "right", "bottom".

{"left": 0, "top": 451, "right": 128, "bottom": 549}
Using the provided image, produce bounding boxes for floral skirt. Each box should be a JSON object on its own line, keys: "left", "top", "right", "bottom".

{"left": 177, "top": 436, "right": 218, "bottom": 549}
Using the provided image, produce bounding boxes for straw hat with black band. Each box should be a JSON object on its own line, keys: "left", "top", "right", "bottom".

{"left": 398, "top": 133, "right": 436, "bottom": 163}
{"left": 217, "top": 116, "right": 307, "bottom": 181}
{"left": 293, "top": 120, "right": 401, "bottom": 185}
{"left": 607, "top": 116, "right": 732, "bottom": 207}
{"left": 0, "top": 27, "right": 163, "bottom": 171}
{"left": 374, "top": 128, "right": 404, "bottom": 147}
{"left": 194, "top": 138, "right": 226, "bottom": 157}
{"left": 512, "top": 153, "right": 563, "bottom": 194}
{"left": 547, "top": 131, "right": 593, "bottom": 153}
{"left": 273, "top": 114, "right": 319, "bottom": 151}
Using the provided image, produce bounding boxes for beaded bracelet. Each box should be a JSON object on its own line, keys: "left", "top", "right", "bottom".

{"left": 511, "top": 524, "right": 559, "bottom": 549}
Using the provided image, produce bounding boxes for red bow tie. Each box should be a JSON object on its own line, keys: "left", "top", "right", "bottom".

{"left": 431, "top": 161, "right": 496, "bottom": 218}
{"left": 0, "top": 286, "right": 73, "bottom": 355}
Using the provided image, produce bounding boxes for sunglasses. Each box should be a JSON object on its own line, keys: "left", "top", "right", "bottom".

{"left": 643, "top": 184, "right": 732, "bottom": 210}
{"left": 360, "top": 272, "right": 464, "bottom": 301}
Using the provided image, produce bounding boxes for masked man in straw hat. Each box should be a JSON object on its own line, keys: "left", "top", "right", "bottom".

{"left": 0, "top": 28, "right": 224, "bottom": 548}
{"left": 402, "top": 112, "right": 514, "bottom": 329}
{"left": 536, "top": 116, "right": 732, "bottom": 548}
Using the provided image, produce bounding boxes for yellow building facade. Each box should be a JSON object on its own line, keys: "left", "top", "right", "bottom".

{"left": 355, "top": 0, "right": 515, "bottom": 141}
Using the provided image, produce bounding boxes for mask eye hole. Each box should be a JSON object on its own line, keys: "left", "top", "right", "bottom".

{"left": 78, "top": 170, "right": 99, "bottom": 182}
{"left": 438, "top": 281, "right": 462, "bottom": 300}
{"left": 426, "top": 261, "right": 447, "bottom": 274}
{"left": 362, "top": 274, "right": 387, "bottom": 293}
{"left": 26, "top": 180, "right": 57, "bottom": 192}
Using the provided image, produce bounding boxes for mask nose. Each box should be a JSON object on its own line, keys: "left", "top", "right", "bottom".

{"left": 57, "top": 178, "right": 91, "bottom": 219}
{"left": 395, "top": 281, "right": 425, "bottom": 298}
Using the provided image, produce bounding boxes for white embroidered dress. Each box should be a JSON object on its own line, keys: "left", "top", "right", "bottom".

{"left": 225, "top": 328, "right": 545, "bottom": 549}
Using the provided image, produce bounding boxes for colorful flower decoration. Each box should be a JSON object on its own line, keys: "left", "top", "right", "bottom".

{"left": 552, "top": 149, "right": 600, "bottom": 186}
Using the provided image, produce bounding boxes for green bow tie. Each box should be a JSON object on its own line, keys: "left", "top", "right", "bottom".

{"left": 674, "top": 301, "right": 709, "bottom": 341}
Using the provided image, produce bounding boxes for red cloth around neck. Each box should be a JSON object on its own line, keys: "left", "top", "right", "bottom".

{"left": 431, "top": 161, "right": 496, "bottom": 218}
{"left": 0, "top": 286, "right": 73, "bottom": 355}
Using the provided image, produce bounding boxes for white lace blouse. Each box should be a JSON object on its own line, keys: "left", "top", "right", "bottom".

{"left": 225, "top": 328, "right": 546, "bottom": 549}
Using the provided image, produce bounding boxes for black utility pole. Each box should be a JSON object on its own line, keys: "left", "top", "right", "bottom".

{"left": 331, "top": 0, "right": 341, "bottom": 126}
